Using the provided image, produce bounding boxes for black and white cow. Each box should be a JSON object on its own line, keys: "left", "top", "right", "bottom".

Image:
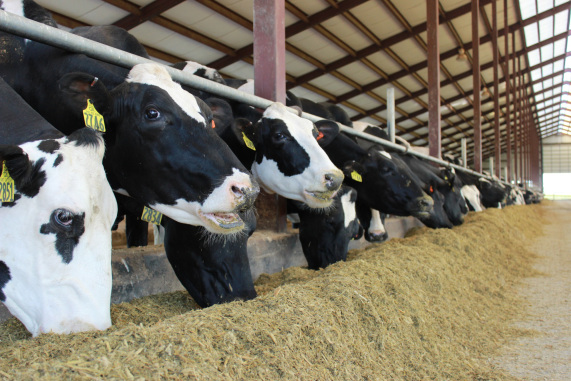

{"left": 355, "top": 201, "right": 389, "bottom": 242}
{"left": 288, "top": 185, "right": 362, "bottom": 270}
{"left": 9, "top": 26, "right": 259, "bottom": 236}
{"left": 294, "top": 104, "right": 434, "bottom": 220}
{"left": 0, "top": 77, "right": 117, "bottom": 336}
{"left": 455, "top": 170, "right": 508, "bottom": 209}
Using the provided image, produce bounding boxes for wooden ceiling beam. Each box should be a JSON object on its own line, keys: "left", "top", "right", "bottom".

{"left": 113, "top": 0, "right": 185, "bottom": 30}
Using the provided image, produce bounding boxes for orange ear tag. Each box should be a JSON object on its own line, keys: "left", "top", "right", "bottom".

{"left": 316, "top": 131, "right": 324, "bottom": 140}
{"left": 211, "top": 120, "right": 216, "bottom": 129}
{"left": 429, "top": 185, "right": 434, "bottom": 193}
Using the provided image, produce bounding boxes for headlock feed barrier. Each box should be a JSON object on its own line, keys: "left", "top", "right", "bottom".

{"left": 0, "top": 9, "right": 512, "bottom": 185}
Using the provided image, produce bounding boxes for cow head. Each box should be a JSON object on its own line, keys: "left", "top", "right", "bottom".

{"left": 162, "top": 211, "right": 257, "bottom": 308}
{"left": 318, "top": 123, "right": 433, "bottom": 218}
{"left": 291, "top": 185, "right": 362, "bottom": 270}
{"left": 58, "top": 63, "right": 259, "bottom": 235}
{"left": 477, "top": 177, "right": 508, "bottom": 208}
{"left": 461, "top": 184, "right": 484, "bottom": 212}
{"left": 0, "top": 129, "right": 117, "bottom": 336}
{"left": 439, "top": 168, "right": 468, "bottom": 225}
{"left": 355, "top": 201, "right": 389, "bottom": 243}
{"left": 236, "top": 103, "right": 344, "bottom": 209}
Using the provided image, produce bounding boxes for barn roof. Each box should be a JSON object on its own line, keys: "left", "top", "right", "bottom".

{"left": 33, "top": 0, "right": 571, "bottom": 165}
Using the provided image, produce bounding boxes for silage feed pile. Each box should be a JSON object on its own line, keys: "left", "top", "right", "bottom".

{"left": 0, "top": 204, "right": 545, "bottom": 380}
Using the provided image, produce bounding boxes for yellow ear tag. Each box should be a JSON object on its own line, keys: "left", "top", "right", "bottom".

{"left": 242, "top": 132, "right": 256, "bottom": 151}
{"left": 83, "top": 99, "right": 106, "bottom": 132}
{"left": 350, "top": 170, "right": 362, "bottom": 182}
{"left": 0, "top": 162, "right": 15, "bottom": 202}
{"left": 141, "top": 206, "right": 163, "bottom": 226}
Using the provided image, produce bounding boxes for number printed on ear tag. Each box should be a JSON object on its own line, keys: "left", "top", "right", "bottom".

{"left": 242, "top": 132, "right": 256, "bottom": 151}
{"left": 0, "top": 162, "right": 15, "bottom": 203}
{"left": 350, "top": 170, "right": 362, "bottom": 182}
{"left": 83, "top": 99, "right": 106, "bottom": 132}
{"left": 141, "top": 206, "right": 163, "bottom": 226}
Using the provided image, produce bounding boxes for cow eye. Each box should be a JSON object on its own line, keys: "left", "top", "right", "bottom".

{"left": 144, "top": 107, "right": 161, "bottom": 120}
{"left": 273, "top": 132, "right": 287, "bottom": 141}
{"left": 53, "top": 209, "right": 74, "bottom": 227}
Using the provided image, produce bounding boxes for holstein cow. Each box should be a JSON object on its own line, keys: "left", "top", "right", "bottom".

{"left": 455, "top": 170, "right": 508, "bottom": 209}
{"left": 351, "top": 122, "right": 467, "bottom": 228}
{"left": 288, "top": 185, "right": 362, "bottom": 270}
{"left": 355, "top": 202, "right": 389, "bottom": 243}
{"left": 113, "top": 193, "right": 257, "bottom": 308}
{"left": 10, "top": 27, "right": 259, "bottom": 237}
{"left": 297, "top": 99, "right": 434, "bottom": 220}
{"left": 0, "top": 77, "right": 117, "bottom": 336}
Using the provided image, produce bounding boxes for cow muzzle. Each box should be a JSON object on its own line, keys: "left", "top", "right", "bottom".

{"left": 409, "top": 194, "right": 434, "bottom": 218}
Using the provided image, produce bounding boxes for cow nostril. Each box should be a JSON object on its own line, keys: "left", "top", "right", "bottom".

{"left": 231, "top": 185, "right": 243, "bottom": 198}
{"left": 324, "top": 172, "right": 342, "bottom": 190}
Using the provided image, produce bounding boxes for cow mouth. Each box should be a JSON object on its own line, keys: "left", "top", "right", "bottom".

{"left": 200, "top": 211, "right": 244, "bottom": 232}
{"left": 305, "top": 190, "right": 338, "bottom": 205}
{"left": 414, "top": 211, "right": 431, "bottom": 219}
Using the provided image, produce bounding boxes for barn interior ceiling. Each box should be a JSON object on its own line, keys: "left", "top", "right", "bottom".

{"left": 33, "top": 0, "right": 571, "bottom": 166}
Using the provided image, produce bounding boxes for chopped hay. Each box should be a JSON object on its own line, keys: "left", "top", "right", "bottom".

{"left": 0, "top": 204, "right": 545, "bottom": 380}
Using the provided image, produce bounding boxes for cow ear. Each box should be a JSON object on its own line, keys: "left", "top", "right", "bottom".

{"left": 341, "top": 160, "right": 366, "bottom": 180}
{"left": 205, "top": 98, "right": 234, "bottom": 134}
{"left": 233, "top": 117, "right": 258, "bottom": 150}
{"left": 58, "top": 72, "right": 112, "bottom": 119}
{"left": 314, "top": 119, "right": 339, "bottom": 147}
{"left": 0, "top": 145, "right": 43, "bottom": 194}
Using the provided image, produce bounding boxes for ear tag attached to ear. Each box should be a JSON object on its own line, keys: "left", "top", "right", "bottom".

{"left": 0, "top": 162, "right": 15, "bottom": 203}
{"left": 350, "top": 170, "right": 362, "bottom": 182}
{"left": 211, "top": 120, "right": 216, "bottom": 129}
{"left": 141, "top": 206, "right": 163, "bottom": 226}
{"left": 316, "top": 131, "right": 324, "bottom": 141}
{"left": 242, "top": 132, "right": 256, "bottom": 151}
{"left": 83, "top": 99, "right": 106, "bottom": 132}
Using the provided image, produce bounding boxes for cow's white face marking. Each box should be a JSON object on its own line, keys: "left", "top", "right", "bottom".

{"left": 340, "top": 191, "right": 357, "bottom": 228}
{"left": 150, "top": 168, "right": 256, "bottom": 235}
{"left": 237, "top": 79, "right": 255, "bottom": 94}
{"left": 251, "top": 103, "right": 343, "bottom": 208}
{"left": 461, "top": 185, "right": 484, "bottom": 212}
{"left": 380, "top": 151, "right": 392, "bottom": 160}
{"left": 352, "top": 121, "right": 373, "bottom": 133}
{"left": 127, "top": 63, "right": 206, "bottom": 126}
{"left": 0, "top": 136, "right": 117, "bottom": 336}
{"left": 369, "top": 209, "right": 387, "bottom": 235}
{"left": 180, "top": 61, "right": 221, "bottom": 81}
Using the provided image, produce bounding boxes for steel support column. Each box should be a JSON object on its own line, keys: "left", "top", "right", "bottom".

{"left": 472, "top": 0, "right": 482, "bottom": 172}
{"left": 253, "top": 0, "right": 287, "bottom": 232}
{"left": 427, "top": 0, "right": 441, "bottom": 158}
{"left": 492, "top": 0, "right": 501, "bottom": 177}
{"left": 513, "top": 33, "right": 519, "bottom": 183}
{"left": 504, "top": 0, "right": 511, "bottom": 182}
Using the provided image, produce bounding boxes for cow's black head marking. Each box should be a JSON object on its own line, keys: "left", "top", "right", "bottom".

{"left": 1, "top": 146, "right": 47, "bottom": 198}
{"left": 53, "top": 154, "right": 64, "bottom": 167}
{"left": 0, "top": 261, "right": 11, "bottom": 302}
{"left": 40, "top": 209, "right": 85, "bottom": 264}
{"left": 1, "top": 193, "right": 21, "bottom": 207}
{"left": 255, "top": 118, "right": 310, "bottom": 176}
{"left": 37, "top": 140, "right": 60, "bottom": 154}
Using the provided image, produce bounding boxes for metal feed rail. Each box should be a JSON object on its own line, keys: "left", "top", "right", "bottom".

{"left": 0, "top": 10, "right": 512, "bottom": 187}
